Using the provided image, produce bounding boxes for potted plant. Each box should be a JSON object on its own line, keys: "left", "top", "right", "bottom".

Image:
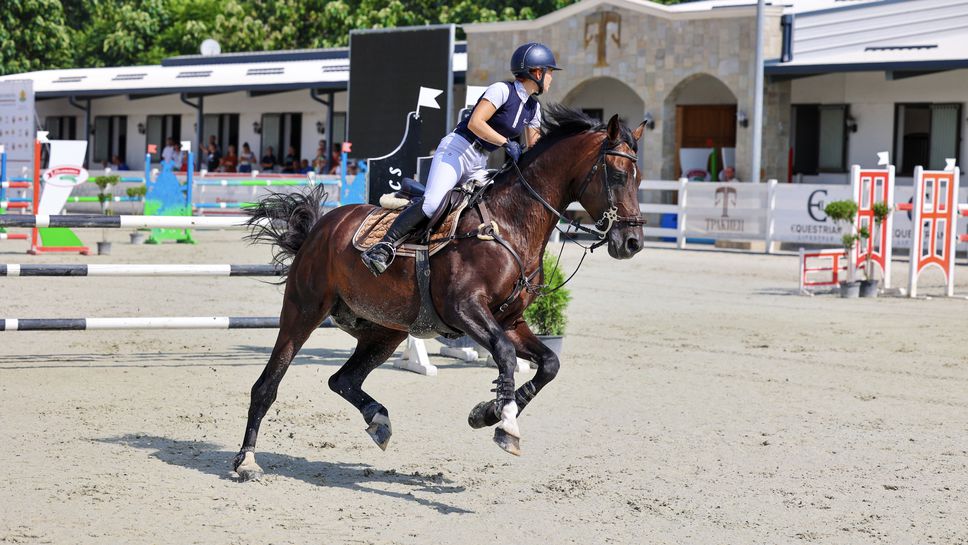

{"left": 824, "top": 199, "right": 861, "bottom": 298}
{"left": 94, "top": 174, "right": 120, "bottom": 255}
{"left": 523, "top": 253, "right": 572, "bottom": 358}
{"left": 126, "top": 184, "right": 148, "bottom": 244}
{"left": 857, "top": 202, "right": 891, "bottom": 297}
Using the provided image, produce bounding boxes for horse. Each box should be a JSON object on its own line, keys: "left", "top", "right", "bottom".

{"left": 233, "top": 105, "right": 646, "bottom": 481}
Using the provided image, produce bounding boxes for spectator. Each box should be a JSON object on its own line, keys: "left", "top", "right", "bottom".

{"left": 161, "top": 137, "right": 176, "bottom": 165}
{"left": 284, "top": 145, "right": 297, "bottom": 168}
{"left": 238, "top": 143, "right": 256, "bottom": 173}
{"left": 108, "top": 154, "right": 129, "bottom": 171}
{"left": 328, "top": 142, "right": 342, "bottom": 174}
{"left": 208, "top": 134, "right": 221, "bottom": 156}
{"left": 312, "top": 142, "right": 327, "bottom": 174}
{"left": 260, "top": 146, "right": 277, "bottom": 171}
{"left": 173, "top": 141, "right": 186, "bottom": 172}
{"left": 299, "top": 159, "right": 312, "bottom": 174}
{"left": 220, "top": 145, "right": 238, "bottom": 173}
{"left": 282, "top": 158, "right": 298, "bottom": 174}
{"left": 206, "top": 143, "right": 220, "bottom": 172}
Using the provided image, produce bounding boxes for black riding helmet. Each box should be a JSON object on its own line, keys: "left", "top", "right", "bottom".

{"left": 510, "top": 42, "right": 561, "bottom": 96}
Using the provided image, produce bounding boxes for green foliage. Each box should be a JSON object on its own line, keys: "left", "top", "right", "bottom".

{"left": 840, "top": 233, "right": 858, "bottom": 252}
{"left": 523, "top": 254, "right": 571, "bottom": 336}
{"left": 824, "top": 200, "right": 858, "bottom": 224}
{"left": 126, "top": 185, "right": 148, "bottom": 198}
{"left": 0, "top": 0, "right": 72, "bottom": 75}
{"left": 871, "top": 202, "right": 891, "bottom": 225}
{"left": 94, "top": 175, "right": 119, "bottom": 215}
{"left": 3, "top": 0, "right": 684, "bottom": 74}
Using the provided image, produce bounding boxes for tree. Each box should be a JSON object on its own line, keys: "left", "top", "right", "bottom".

{"left": 0, "top": 0, "right": 72, "bottom": 75}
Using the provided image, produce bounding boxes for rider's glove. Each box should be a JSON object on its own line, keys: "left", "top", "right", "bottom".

{"left": 503, "top": 140, "right": 522, "bottom": 163}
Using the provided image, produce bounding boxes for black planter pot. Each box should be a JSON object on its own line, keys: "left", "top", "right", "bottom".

{"left": 859, "top": 279, "right": 879, "bottom": 298}
{"left": 839, "top": 281, "right": 861, "bottom": 298}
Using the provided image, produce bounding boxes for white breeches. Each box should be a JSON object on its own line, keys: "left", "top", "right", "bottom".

{"left": 421, "top": 132, "right": 488, "bottom": 218}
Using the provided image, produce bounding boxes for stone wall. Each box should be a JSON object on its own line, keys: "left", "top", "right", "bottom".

{"left": 466, "top": 3, "right": 789, "bottom": 182}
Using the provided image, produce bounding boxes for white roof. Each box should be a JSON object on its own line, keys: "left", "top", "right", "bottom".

{"left": 770, "top": 0, "right": 968, "bottom": 73}
{"left": 0, "top": 49, "right": 467, "bottom": 98}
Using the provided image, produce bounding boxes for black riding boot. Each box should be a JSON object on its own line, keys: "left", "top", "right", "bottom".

{"left": 361, "top": 203, "right": 428, "bottom": 276}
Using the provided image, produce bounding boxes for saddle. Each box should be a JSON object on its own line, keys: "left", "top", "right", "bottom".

{"left": 351, "top": 172, "right": 500, "bottom": 339}
{"left": 351, "top": 172, "right": 497, "bottom": 258}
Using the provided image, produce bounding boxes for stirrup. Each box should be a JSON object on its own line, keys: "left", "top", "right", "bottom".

{"left": 361, "top": 242, "right": 396, "bottom": 276}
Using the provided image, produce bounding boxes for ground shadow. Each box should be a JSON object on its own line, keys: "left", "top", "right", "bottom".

{"left": 0, "top": 347, "right": 356, "bottom": 370}
{"left": 98, "top": 434, "right": 472, "bottom": 514}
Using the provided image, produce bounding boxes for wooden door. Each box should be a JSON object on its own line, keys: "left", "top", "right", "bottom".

{"left": 675, "top": 105, "right": 737, "bottom": 178}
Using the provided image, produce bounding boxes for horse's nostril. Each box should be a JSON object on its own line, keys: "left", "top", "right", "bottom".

{"left": 626, "top": 238, "right": 640, "bottom": 253}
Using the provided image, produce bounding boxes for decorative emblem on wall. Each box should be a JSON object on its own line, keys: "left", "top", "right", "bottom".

{"left": 584, "top": 11, "right": 622, "bottom": 67}
{"left": 715, "top": 186, "right": 737, "bottom": 218}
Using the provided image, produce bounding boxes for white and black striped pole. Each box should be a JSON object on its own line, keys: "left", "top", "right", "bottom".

{"left": 0, "top": 214, "right": 266, "bottom": 230}
{"left": 0, "top": 317, "right": 334, "bottom": 331}
{"left": 0, "top": 264, "right": 284, "bottom": 277}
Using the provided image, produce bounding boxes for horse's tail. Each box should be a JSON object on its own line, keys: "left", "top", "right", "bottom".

{"left": 244, "top": 184, "right": 329, "bottom": 280}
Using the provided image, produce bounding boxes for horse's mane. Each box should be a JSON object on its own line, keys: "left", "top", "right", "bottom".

{"left": 519, "top": 104, "right": 638, "bottom": 166}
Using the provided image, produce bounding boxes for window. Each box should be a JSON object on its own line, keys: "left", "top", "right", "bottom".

{"left": 46, "top": 116, "right": 77, "bottom": 140}
{"left": 792, "top": 104, "right": 848, "bottom": 176}
{"left": 145, "top": 114, "right": 181, "bottom": 162}
{"left": 92, "top": 115, "right": 127, "bottom": 166}
{"left": 894, "top": 103, "right": 961, "bottom": 175}
{"left": 260, "top": 113, "right": 302, "bottom": 169}
{"left": 202, "top": 113, "right": 239, "bottom": 157}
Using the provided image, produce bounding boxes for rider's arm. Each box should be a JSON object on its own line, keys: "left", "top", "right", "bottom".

{"left": 525, "top": 127, "right": 541, "bottom": 147}
{"left": 467, "top": 100, "right": 512, "bottom": 147}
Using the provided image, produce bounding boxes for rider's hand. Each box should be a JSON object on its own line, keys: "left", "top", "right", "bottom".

{"left": 503, "top": 139, "right": 522, "bottom": 163}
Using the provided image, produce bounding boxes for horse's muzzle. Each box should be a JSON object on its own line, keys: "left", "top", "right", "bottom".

{"left": 607, "top": 227, "right": 643, "bottom": 259}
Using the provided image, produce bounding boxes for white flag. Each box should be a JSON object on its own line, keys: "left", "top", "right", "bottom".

{"left": 181, "top": 140, "right": 192, "bottom": 153}
{"left": 36, "top": 131, "right": 50, "bottom": 143}
{"left": 465, "top": 86, "right": 488, "bottom": 107}
{"left": 416, "top": 87, "right": 443, "bottom": 110}
{"left": 876, "top": 151, "right": 889, "bottom": 166}
{"left": 945, "top": 158, "right": 956, "bottom": 171}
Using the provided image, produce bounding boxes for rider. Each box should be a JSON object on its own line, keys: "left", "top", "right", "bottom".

{"left": 361, "top": 42, "right": 561, "bottom": 276}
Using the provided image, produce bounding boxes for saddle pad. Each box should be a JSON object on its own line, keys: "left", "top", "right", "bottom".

{"left": 352, "top": 199, "right": 470, "bottom": 258}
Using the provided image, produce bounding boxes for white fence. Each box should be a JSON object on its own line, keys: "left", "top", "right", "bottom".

{"left": 566, "top": 179, "right": 968, "bottom": 253}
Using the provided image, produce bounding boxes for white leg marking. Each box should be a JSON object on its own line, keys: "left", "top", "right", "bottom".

{"left": 497, "top": 401, "right": 520, "bottom": 438}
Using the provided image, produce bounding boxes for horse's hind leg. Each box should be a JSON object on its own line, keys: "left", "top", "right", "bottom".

{"left": 233, "top": 290, "right": 332, "bottom": 481}
{"left": 328, "top": 323, "right": 408, "bottom": 450}
{"left": 469, "top": 320, "right": 559, "bottom": 429}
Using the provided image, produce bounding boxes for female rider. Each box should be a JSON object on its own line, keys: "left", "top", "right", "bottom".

{"left": 361, "top": 42, "right": 561, "bottom": 276}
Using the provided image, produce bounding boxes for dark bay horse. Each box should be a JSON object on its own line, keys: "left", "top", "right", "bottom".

{"left": 234, "top": 106, "right": 646, "bottom": 480}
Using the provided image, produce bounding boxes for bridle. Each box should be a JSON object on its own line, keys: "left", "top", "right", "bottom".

{"left": 511, "top": 135, "right": 645, "bottom": 247}
{"left": 498, "top": 133, "right": 645, "bottom": 297}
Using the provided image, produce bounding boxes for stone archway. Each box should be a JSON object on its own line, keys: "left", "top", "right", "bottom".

{"left": 562, "top": 76, "right": 645, "bottom": 159}
{"left": 661, "top": 73, "right": 739, "bottom": 180}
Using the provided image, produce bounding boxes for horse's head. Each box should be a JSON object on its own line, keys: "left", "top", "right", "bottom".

{"left": 576, "top": 114, "right": 646, "bottom": 259}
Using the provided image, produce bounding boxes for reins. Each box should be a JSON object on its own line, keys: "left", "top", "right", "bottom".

{"left": 501, "top": 134, "right": 642, "bottom": 296}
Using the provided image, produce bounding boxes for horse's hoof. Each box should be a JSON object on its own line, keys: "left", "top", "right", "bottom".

{"left": 233, "top": 451, "right": 264, "bottom": 482}
{"left": 468, "top": 400, "right": 500, "bottom": 429}
{"left": 493, "top": 427, "right": 521, "bottom": 456}
{"left": 365, "top": 412, "right": 392, "bottom": 451}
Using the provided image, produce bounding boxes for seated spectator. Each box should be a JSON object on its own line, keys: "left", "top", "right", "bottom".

{"left": 161, "top": 137, "right": 177, "bottom": 165}
{"left": 260, "top": 146, "right": 277, "bottom": 171}
{"left": 299, "top": 159, "right": 312, "bottom": 174}
{"left": 282, "top": 159, "right": 296, "bottom": 174}
{"left": 312, "top": 143, "right": 327, "bottom": 174}
{"left": 284, "top": 146, "right": 297, "bottom": 168}
{"left": 328, "top": 142, "right": 342, "bottom": 174}
{"left": 206, "top": 143, "right": 220, "bottom": 172}
{"left": 220, "top": 145, "right": 238, "bottom": 173}
{"left": 108, "top": 154, "right": 129, "bottom": 171}
{"left": 238, "top": 143, "right": 256, "bottom": 173}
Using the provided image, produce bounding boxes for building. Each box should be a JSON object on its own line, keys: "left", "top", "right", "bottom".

{"left": 2, "top": 0, "right": 966, "bottom": 184}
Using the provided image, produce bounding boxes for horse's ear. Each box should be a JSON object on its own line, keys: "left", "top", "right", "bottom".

{"left": 606, "top": 114, "right": 622, "bottom": 143}
{"left": 631, "top": 120, "right": 647, "bottom": 142}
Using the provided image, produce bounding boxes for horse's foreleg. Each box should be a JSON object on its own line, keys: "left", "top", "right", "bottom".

{"left": 233, "top": 293, "right": 331, "bottom": 481}
{"left": 468, "top": 320, "right": 560, "bottom": 430}
{"left": 328, "top": 324, "right": 408, "bottom": 451}
{"left": 457, "top": 299, "right": 523, "bottom": 456}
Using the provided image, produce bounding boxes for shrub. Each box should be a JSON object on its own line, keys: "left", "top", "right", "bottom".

{"left": 523, "top": 254, "right": 571, "bottom": 336}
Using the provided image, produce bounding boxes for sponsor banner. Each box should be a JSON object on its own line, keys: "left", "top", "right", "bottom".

{"left": 0, "top": 80, "right": 35, "bottom": 175}
{"left": 38, "top": 140, "right": 89, "bottom": 215}
{"left": 684, "top": 182, "right": 768, "bottom": 238}
{"left": 771, "top": 184, "right": 967, "bottom": 249}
